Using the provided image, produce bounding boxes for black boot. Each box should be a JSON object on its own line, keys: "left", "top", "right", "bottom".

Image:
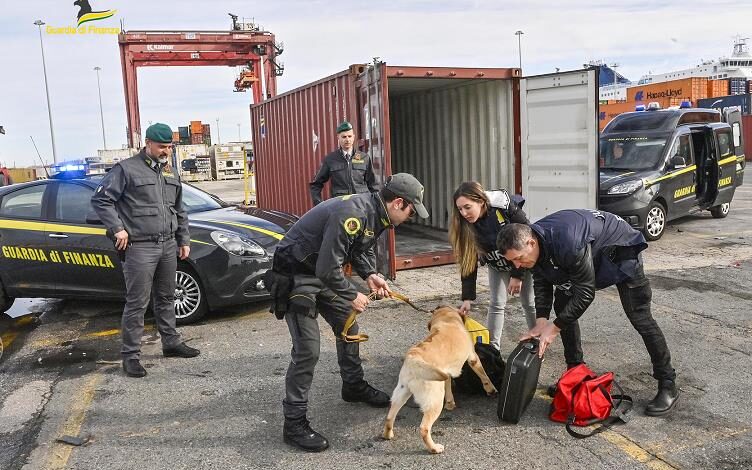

{"left": 645, "top": 380, "right": 680, "bottom": 416}
{"left": 342, "top": 381, "right": 390, "bottom": 408}
{"left": 283, "top": 417, "right": 329, "bottom": 452}
{"left": 123, "top": 358, "right": 147, "bottom": 378}
{"left": 163, "top": 342, "right": 201, "bottom": 358}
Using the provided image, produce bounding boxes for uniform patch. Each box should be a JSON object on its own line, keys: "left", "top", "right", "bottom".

{"left": 343, "top": 217, "right": 361, "bottom": 235}
{"left": 363, "top": 228, "right": 374, "bottom": 237}
{"left": 352, "top": 153, "right": 365, "bottom": 163}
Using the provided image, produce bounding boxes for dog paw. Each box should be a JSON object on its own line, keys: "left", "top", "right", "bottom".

{"left": 444, "top": 401, "right": 456, "bottom": 411}
{"left": 485, "top": 385, "right": 498, "bottom": 396}
{"left": 382, "top": 430, "right": 394, "bottom": 440}
{"left": 429, "top": 444, "right": 445, "bottom": 454}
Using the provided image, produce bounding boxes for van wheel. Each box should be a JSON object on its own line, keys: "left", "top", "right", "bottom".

{"left": 0, "top": 283, "right": 15, "bottom": 314}
{"left": 709, "top": 202, "right": 730, "bottom": 219}
{"left": 174, "top": 265, "right": 208, "bottom": 325}
{"left": 644, "top": 201, "right": 666, "bottom": 241}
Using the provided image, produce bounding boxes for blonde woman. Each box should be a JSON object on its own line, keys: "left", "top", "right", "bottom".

{"left": 450, "top": 181, "right": 536, "bottom": 351}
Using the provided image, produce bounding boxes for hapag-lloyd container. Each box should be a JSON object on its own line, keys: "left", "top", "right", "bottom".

{"left": 250, "top": 63, "right": 600, "bottom": 277}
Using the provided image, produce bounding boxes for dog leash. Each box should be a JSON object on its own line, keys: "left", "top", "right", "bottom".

{"left": 341, "top": 291, "right": 429, "bottom": 343}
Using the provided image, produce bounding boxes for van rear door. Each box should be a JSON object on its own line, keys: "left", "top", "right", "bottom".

{"left": 519, "top": 69, "right": 600, "bottom": 221}
{"left": 724, "top": 108, "right": 746, "bottom": 186}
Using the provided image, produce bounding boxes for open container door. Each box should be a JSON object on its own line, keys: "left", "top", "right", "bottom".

{"left": 358, "top": 62, "right": 396, "bottom": 278}
{"left": 519, "top": 69, "right": 600, "bottom": 221}
{"left": 724, "top": 107, "right": 746, "bottom": 186}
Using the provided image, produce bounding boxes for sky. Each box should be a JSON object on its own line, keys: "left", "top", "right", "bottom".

{"left": 0, "top": 0, "right": 750, "bottom": 167}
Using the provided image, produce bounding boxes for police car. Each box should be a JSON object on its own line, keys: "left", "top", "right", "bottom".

{"left": 0, "top": 175, "right": 297, "bottom": 324}
{"left": 599, "top": 104, "right": 745, "bottom": 241}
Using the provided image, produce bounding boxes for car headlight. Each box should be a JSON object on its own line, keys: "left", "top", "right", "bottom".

{"left": 608, "top": 180, "right": 643, "bottom": 195}
{"left": 210, "top": 231, "right": 266, "bottom": 257}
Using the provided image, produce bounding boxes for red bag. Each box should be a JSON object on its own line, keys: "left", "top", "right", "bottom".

{"left": 549, "top": 364, "right": 633, "bottom": 438}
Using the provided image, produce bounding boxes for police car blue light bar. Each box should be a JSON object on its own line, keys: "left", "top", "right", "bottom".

{"left": 647, "top": 102, "right": 661, "bottom": 111}
{"left": 635, "top": 104, "right": 646, "bottom": 111}
{"left": 679, "top": 100, "right": 692, "bottom": 109}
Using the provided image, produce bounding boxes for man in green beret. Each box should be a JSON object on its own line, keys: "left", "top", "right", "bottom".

{"left": 309, "top": 121, "right": 377, "bottom": 206}
{"left": 92, "top": 122, "right": 200, "bottom": 378}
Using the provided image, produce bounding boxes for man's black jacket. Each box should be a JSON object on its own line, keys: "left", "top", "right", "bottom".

{"left": 309, "top": 149, "right": 377, "bottom": 205}
{"left": 273, "top": 192, "right": 391, "bottom": 301}
{"left": 530, "top": 209, "right": 647, "bottom": 328}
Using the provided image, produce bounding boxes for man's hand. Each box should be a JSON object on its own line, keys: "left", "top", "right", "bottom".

{"left": 458, "top": 300, "right": 472, "bottom": 318}
{"left": 520, "top": 318, "right": 560, "bottom": 358}
{"left": 179, "top": 245, "right": 190, "bottom": 260}
{"left": 366, "top": 273, "right": 391, "bottom": 298}
{"left": 352, "top": 292, "right": 371, "bottom": 313}
{"left": 113, "top": 230, "right": 129, "bottom": 251}
{"left": 507, "top": 277, "right": 522, "bottom": 296}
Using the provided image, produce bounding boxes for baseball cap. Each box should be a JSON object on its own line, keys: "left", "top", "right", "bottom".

{"left": 385, "top": 173, "right": 428, "bottom": 219}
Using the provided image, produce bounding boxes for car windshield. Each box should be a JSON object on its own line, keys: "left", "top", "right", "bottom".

{"left": 86, "top": 175, "right": 230, "bottom": 214}
{"left": 600, "top": 135, "right": 671, "bottom": 171}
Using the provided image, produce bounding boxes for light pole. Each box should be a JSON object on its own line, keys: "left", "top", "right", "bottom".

{"left": 515, "top": 30, "right": 524, "bottom": 71}
{"left": 94, "top": 66, "right": 107, "bottom": 149}
{"left": 237, "top": 123, "right": 241, "bottom": 142}
{"left": 34, "top": 20, "right": 58, "bottom": 163}
{"left": 216, "top": 118, "right": 221, "bottom": 145}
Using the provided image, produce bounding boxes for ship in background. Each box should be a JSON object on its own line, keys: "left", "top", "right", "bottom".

{"left": 598, "top": 37, "right": 752, "bottom": 101}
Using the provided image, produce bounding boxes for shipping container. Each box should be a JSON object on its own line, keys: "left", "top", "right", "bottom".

{"left": 190, "top": 133, "right": 204, "bottom": 144}
{"left": 250, "top": 63, "right": 600, "bottom": 277}
{"left": 626, "top": 77, "right": 709, "bottom": 105}
{"left": 172, "top": 131, "right": 180, "bottom": 142}
{"left": 707, "top": 79, "right": 728, "bottom": 99}
{"left": 6, "top": 168, "right": 36, "bottom": 184}
{"left": 743, "top": 114, "right": 752, "bottom": 162}
{"left": 190, "top": 120, "right": 203, "bottom": 134}
{"left": 729, "top": 78, "right": 749, "bottom": 95}
{"left": 97, "top": 148, "right": 138, "bottom": 163}
{"left": 174, "top": 144, "right": 212, "bottom": 181}
{"left": 697, "top": 94, "right": 752, "bottom": 116}
{"left": 202, "top": 123, "right": 211, "bottom": 136}
{"left": 178, "top": 126, "right": 190, "bottom": 138}
{"left": 599, "top": 101, "right": 645, "bottom": 131}
{"left": 210, "top": 142, "right": 248, "bottom": 180}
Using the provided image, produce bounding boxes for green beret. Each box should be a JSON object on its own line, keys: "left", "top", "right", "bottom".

{"left": 145, "top": 123, "right": 173, "bottom": 143}
{"left": 336, "top": 121, "right": 353, "bottom": 134}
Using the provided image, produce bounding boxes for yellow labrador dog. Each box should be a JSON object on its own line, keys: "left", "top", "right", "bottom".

{"left": 382, "top": 306, "right": 498, "bottom": 454}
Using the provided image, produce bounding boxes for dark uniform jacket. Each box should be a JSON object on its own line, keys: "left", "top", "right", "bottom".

{"left": 91, "top": 148, "right": 190, "bottom": 246}
{"left": 309, "top": 148, "right": 377, "bottom": 205}
{"left": 273, "top": 192, "right": 391, "bottom": 301}
{"left": 530, "top": 209, "right": 647, "bottom": 328}
{"left": 461, "top": 190, "right": 528, "bottom": 300}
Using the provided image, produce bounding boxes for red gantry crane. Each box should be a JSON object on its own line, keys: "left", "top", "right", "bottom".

{"left": 119, "top": 16, "right": 283, "bottom": 148}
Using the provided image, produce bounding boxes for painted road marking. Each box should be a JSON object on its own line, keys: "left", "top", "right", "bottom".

{"left": 533, "top": 389, "right": 678, "bottom": 469}
{"left": 45, "top": 373, "right": 104, "bottom": 470}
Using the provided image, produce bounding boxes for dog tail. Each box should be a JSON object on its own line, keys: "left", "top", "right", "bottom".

{"left": 406, "top": 355, "right": 450, "bottom": 381}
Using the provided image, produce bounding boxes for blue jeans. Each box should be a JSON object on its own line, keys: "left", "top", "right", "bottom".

{"left": 487, "top": 268, "right": 536, "bottom": 351}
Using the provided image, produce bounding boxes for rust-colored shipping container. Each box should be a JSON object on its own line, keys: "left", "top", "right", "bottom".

{"left": 250, "top": 64, "right": 601, "bottom": 277}
{"left": 190, "top": 133, "right": 204, "bottom": 144}
{"left": 190, "top": 120, "right": 203, "bottom": 134}
{"left": 202, "top": 123, "right": 211, "bottom": 137}
{"left": 743, "top": 114, "right": 752, "bottom": 162}
{"left": 172, "top": 131, "right": 180, "bottom": 142}
{"left": 707, "top": 79, "right": 728, "bottom": 99}
{"left": 626, "top": 77, "right": 709, "bottom": 104}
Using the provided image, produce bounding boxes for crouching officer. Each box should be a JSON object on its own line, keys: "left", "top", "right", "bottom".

{"left": 309, "top": 121, "right": 377, "bottom": 206}
{"left": 91, "top": 123, "right": 200, "bottom": 378}
{"left": 497, "top": 210, "right": 679, "bottom": 416}
{"left": 268, "top": 173, "right": 429, "bottom": 452}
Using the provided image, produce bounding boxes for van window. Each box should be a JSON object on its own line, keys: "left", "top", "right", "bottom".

{"left": 0, "top": 184, "right": 46, "bottom": 219}
{"left": 717, "top": 129, "right": 732, "bottom": 157}
{"left": 732, "top": 122, "right": 741, "bottom": 148}
{"left": 670, "top": 135, "right": 694, "bottom": 166}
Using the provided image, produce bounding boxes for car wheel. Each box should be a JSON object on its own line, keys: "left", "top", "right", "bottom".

{"left": 0, "top": 285, "right": 15, "bottom": 315}
{"left": 644, "top": 201, "right": 666, "bottom": 241}
{"left": 174, "top": 266, "right": 208, "bottom": 325}
{"left": 709, "top": 202, "right": 730, "bottom": 219}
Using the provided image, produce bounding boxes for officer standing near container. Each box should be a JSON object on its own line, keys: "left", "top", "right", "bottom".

{"left": 497, "top": 210, "right": 679, "bottom": 416}
{"left": 269, "top": 173, "right": 429, "bottom": 452}
{"left": 309, "top": 121, "right": 377, "bottom": 205}
{"left": 92, "top": 123, "right": 200, "bottom": 378}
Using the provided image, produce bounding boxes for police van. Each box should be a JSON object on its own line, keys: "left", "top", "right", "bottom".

{"left": 598, "top": 104, "right": 745, "bottom": 240}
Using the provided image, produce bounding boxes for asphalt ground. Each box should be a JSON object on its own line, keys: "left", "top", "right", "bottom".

{"left": 1, "top": 184, "right": 751, "bottom": 469}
